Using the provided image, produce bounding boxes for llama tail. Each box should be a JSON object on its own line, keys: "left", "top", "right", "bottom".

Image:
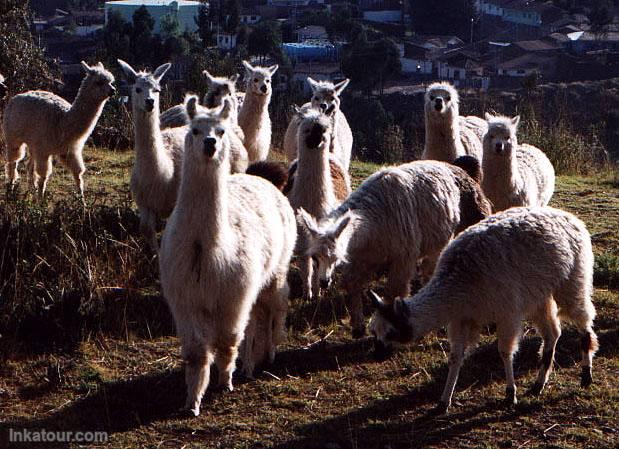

{"left": 246, "top": 161, "right": 289, "bottom": 191}
{"left": 453, "top": 155, "right": 482, "bottom": 184}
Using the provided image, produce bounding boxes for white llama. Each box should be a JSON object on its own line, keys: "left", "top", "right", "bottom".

{"left": 422, "top": 82, "right": 486, "bottom": 163}
{"left": 284, "top": 78, "right": 353, "bottom": 170}
{"left": 297, "top": 160, "right": 491, "bottom": 337}
{"left": 237, "top": 61, "right": 278, "bottom": 162}
{"left": 118, "top": 59, "right": 187, "bottom": 251}
{"left": 159, "top": 96, "right": 296, "bottom": 416}
{"left": 3, "top": 61, "right": 115, "bottom": 198}
{"left": 286, "top": 107, "right": 352, "bottom": 300}
{"left": 370, "top": 206, "right": 598, "bottom": 413}
{"left": 482, "top": 114, "right": 555, "bottom": 212}
{"left": 0, "top": 74, "right": 7, "bottom": 99}
{"left": 159, "top": 70, "right": 241, "bottom": 129}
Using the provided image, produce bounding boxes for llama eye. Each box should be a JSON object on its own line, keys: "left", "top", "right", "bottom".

{"left": 153, "top": 88, "right": 161, "bottom": 93}
{"left": 429, "top": 95, "right": 435, "bottom": 100}
{"left": 445, "top": 96, "right": 451, "bottom": 101}
{"left": 313, "top": 96, "right": 319, "bottom": 101}
{"left": 265, "top": 79, "right": 270, "bottom": 83}
{"left": 135, "top": 87, "right": 142, "bottom": 94}
{"left": 192, "top": 128, "right": 200, "bottom": 136}
{"left": 216, "top": 128, "right": 225, "bottom": 136}
{"left": 254, "top": 78, "right": 259, "bottom": 83}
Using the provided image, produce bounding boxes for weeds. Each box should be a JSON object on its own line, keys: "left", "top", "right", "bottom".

{"left": 594, "top": 252, "right": 619, "bottom": 290}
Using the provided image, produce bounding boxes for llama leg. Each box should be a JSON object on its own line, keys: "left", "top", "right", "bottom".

{"left": 4, "top": 143, "right": 26, "bottom": 191}
{"left": 438, "top": 325, "right": 467, "bottom": 413}
{"left": 214, "top": 334, "right": 241, "bottom": 391}
{"left": 385, "top": 261, "right": 415, "bottom": 300}
{"left": 270, "top": 278, "right": 290, "bottom": 362}
{"left": 530, "top": 301, "right": 561, "bottom": 396}
{"left": 63, "top": 151, "right": 86, "bottom": 201}
{"left": 182, "top": 339, "right": 213, "bottom": 416}
{"left": 32, "top": 155, "right": 52, "bottom": 200}
{"left": 240, "top": 313, "right": 257, "bottom": 379}
{"left": 496, "top": 320, "right": 522, "bottom": 405}
{"left": 348, "top": 289, "right": 366, "bottom": 338}
{"left": 299, "top": 255, "right": 314, "bottom": 300}
{"left": 138, "top": 206, "right": 159, "bottom": 252}
{"left": 579, "top": 327, "right": 598, "bottom": 387}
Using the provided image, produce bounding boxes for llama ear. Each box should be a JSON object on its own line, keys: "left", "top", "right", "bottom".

{"left": 484, "top": 112, "right": 493, "bottom": 122}
{"left": 242, "top": 60, "right": 254, "bottom": 73}
{"left": 117, "top": 59, "right": 138, "bottom": 84}
{"left": 203, "top": 70, "right": 215, "bottom": 85}
{"left": 97, "top": 61, "right": 104, "bottom": 68}
{"left": 81, "top": 61, "right": 93, "bottom": 73}
{"left": 268, "top": 64, "right": 279, "bottom": 75}
{"left": 296, "top": 208, "right": 320, "bottom": 238}
{"left": 307, "top": 77, "right": 319, "bottom": 92}
{"left": 334, "top": 78, "right": 350, "bottom": 95}
{"left": 369, "top": 290, "right": 387, "bottom": 311}
{"left": 230, "top": 73, "right": 240, "bottom": 83}
{"left": 511, "top": 115, "right": 521, "bottom": 127}
{"left": 185, "top": 95, "right": 200, "bottom": 120}
{"left": 332, "top": 214, "right": 352, "bottom": 239}
{"left": 219, "top": 98, "right": 232, "bottom": 121}
{"left": 292, "top": 104, "right": 302, "bottom": 115}
{"left": 153, "top": 63, "right": 171, "bottom": 83}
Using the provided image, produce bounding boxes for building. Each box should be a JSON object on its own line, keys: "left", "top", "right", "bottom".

{"left": 217, "top": 32, "right": 237, "bottom": 51}
{"left": 360, "top": 0, "right": 402, "bottom": 24}
{"left": 296, "top": 25, "right": 328, "bottom": 42}
{"left": 104, "top": 0, "right": 202, "bottom": 33}
{"left": 282, "top": 41, "right": 340, "bottom": 62}
{"left": 240, "top": 8, "right": 261, "bottom": 25}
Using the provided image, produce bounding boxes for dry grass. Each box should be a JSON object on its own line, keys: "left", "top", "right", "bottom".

{"left": 0, "top": 149, "right": 617, "bottom": 449}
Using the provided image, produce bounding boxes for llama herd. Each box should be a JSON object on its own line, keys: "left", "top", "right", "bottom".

{"left": 0, "top": 61, "right": 598, "bottom": 417}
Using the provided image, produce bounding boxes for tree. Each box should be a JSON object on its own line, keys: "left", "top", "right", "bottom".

{"left": 196, "top": 4, "right": 215, "bottom": 45}
{"left": 588, "top": 0, "right": 613, "bottom": 37}
{"left": 409, "top": 0, "right": 477, "bottom": 41}
{"left": 0, "top": 0, "right": 57, "bottom": 93}
{"left": 160, "top": 13, "right": 182, "bottom": 39}
{"left": 130, "top": 6, "right": 156, "bottom": 65}
{"left": 247, "top": 21, "right": 282, "bottom": 63}
{"left": 342, "top": 34, "right": 401, "bottom": 96}
{"left": 224, "top": 0, "right": 240, "bottom": 34}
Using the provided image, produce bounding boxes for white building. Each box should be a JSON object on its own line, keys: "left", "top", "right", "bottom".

{"left": 104, "top": 0, "right": 202, "bottom": 34}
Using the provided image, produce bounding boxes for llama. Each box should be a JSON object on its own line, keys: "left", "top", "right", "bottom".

{"left": 159, "top": 71, "right": 241, "bottom": 129}
{"left": 482, "top": 114, "right": 555, "bottom": 212}
{"left": 237, "top": 61, "right": 278, "bottom": 162}
{"left": 284, "top": 78, "right": 353, "bottom": 170}
{"left": 297, "top": 160, "right": 491, "bottom": 337}
{"left": 286, "top": 108, "right": 352, "bottom": 300}
{"left": 0, "top": 74, "right": 7, "bottom": 99}
{"left": 118, "top": 59, "right": 187, "bottom": 250}
{"left": 3, "top": 61, "right": 115, "bottom": 198}
{"left": 422, "top": 82, "right": 486, "bottom": 163}
{"left": 370, "top": 206, "right": 598, "bottom": 413}
{"left": 159, "top": 95, "right": 296, "bottom": 416}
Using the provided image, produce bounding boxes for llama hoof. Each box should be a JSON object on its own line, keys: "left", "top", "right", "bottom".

{"left": 351, "top": 326, "right": 366, "bottom": 339}
{"left": 528, "top": 382, "right": 544, "bottom": 396}
{"left": 432, "top": 401, "right": 450, "bottom": 415}
{"left": 504, "top": 387, "right": 517, "bottom": 406}
{"left": 580, "top": 366, "right": 593, "bottom": 388}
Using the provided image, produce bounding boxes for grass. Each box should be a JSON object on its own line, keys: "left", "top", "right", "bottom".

{"left": 0, "top": 148, "right": 617, "bottom": 449}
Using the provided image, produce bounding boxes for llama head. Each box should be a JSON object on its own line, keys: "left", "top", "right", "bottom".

{"left": 80, "top": 61, "right": 116, "bottom": 100}
{"left": 118, "top": 59, "right": 170, "bottom": 114}
{"left": 297, "top": 208, "right": 355, "bottom": 289}
{"left": 483, "top": 113, "right": 520, "bottom": 157}
{"left": 185, "top": 94, "right": 232, "bottom": 166}
{"left": 424, "top": 82, "right": 459, "bottom": 121}
{"left": 307, "top": 77, "right": 349, "bottom": 114}
{"left": 368, "top": 290, "right": 415, "bottom": 352}
{"left": 202, "top": 70, "right": 239, "bottom": 108}
{"left": 0, "top": 73, "right": 6, "bottom": 99}
{"left": 297, "top": 108, "right": 333, "bottom": 152}
{"left": 242, "top": 60, "right": 278, "bottom": 96}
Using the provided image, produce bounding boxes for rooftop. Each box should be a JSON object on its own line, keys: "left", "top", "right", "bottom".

{"left": 105, "top": 1, "right": 201, "bottom": 6}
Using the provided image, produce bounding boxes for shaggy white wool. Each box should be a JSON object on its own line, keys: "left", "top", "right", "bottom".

{"left": 370, "top": 206, "right": 597, "bottom": 412}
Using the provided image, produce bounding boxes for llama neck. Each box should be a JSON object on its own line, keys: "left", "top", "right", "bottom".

{"left": 66, "top": 87, "right": 107, "bottom": 142}
{"left": 297, "top": 143, "right": 336, "bottom": 218}
{"left": 238, "top": 90, "right": 270, "bottom": 130}
{"left": 132, "top": 104, "right": 172, "bottom": 174}
{"left": 406, "top": 280, "right": 457, "bottom": 338}
{"left": 425, "top": 113, "right": 464, "bottom": 161}
{"left": 176, "top": 155, "right": 232, "bottom": 249}
{"left": 482, "top": 144, "right": 522, "bottom": 205}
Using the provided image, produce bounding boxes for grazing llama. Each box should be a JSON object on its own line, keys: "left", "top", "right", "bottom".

{"left": 297, "top": 160, "right": 491, "bottom": 337}
{"left": 237, "top": 61, "right": 278, "bottom": 162}
{"left": 482, "top": 114, "right": 555, "bottom": 212}
{"left": 118, "top": 59, "right": 187, "bottom": 251}
{"left": 3, "top": 61, "right": 115, "bottom": 199}
{"left": 159, "top": 96, "right": 296, "bottom": 416}
{"left": 159, "top": 71, "right": 241, "bottom": 129}
{"left": 284, "top": 78, "right": 353, "bottom": 169}
{"left": 370, "top": 206, "right": 598, "bottom": 413}
{"left": 286, "top": 108, "right": 352, "bottom": 300}
{"left": 422, "top": 82, "right": 486, "bottom": 163}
